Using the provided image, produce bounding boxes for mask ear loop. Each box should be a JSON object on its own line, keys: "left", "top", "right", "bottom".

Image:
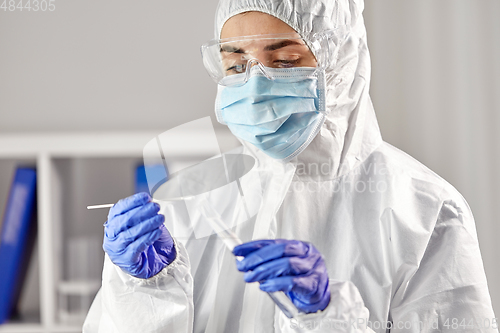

{"left": 243, "top": 59, "right": 275, "bottom": 84}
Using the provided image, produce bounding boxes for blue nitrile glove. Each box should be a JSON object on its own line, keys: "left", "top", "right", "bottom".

{"left": 102, "top": 192, "right": 176, "bottom": 279}
{"left": 233, "top": 239, "right": 330, "bottom": 314}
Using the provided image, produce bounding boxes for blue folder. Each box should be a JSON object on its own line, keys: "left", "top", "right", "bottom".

{"left": 0, "top": 168, "right": 37, "bottom": 324}
{"left": 135, "top": 164, "right": 168, "bottom": 195}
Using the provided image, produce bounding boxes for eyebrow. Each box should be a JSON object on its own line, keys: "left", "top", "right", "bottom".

{"left": 220, "top": 39, "right": 304, "bottom": 54}
{"left": 264, "top": 40, "right": 303, "bottom": 51}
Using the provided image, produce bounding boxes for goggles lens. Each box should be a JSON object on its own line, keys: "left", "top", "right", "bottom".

{"left": 201, "top": 29, "right": 347, "bottom": 86}
{"left": 202, "top": 33, "right": 320, "bottom": 86}
{"left": 221, "top": 36, "right": 315, "bottom": 74}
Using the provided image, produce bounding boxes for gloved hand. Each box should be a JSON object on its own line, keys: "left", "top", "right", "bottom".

{"left": 103, "top": 192, "right": 176, "bottom": 279}
{"left": 233, "top": 239, "right": 330, "bottom": 314}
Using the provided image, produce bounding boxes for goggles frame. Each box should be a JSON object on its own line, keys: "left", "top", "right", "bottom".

{"left": 201, "top": 27, "right": 349, "bottom": 86}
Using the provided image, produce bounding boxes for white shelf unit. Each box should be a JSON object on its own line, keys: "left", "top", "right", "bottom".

{"left": 0, "top": 130, "right": 237, "bottom": 333}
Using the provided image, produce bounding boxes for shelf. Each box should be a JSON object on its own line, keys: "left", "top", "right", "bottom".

{"left": 0, "top": 323, "right": 81, "bottom": 333}
{"left": 0, "top": 129, "right": 238, "bottom": 158}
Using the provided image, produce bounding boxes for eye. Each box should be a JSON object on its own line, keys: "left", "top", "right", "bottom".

{"left": 273, "top": 59, "right": 300, "bottom": 68}
{"left": 226, "top": 63, "right": 246, "bottom": 75}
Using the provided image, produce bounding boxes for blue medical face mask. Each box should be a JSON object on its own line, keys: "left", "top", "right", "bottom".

{"left": 215, "top": 67, "right": 327, "bottom": 162}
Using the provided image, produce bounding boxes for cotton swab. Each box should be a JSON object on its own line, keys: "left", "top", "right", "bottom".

{"left": 86, "top": 196, "right": 194, "bottom": 210}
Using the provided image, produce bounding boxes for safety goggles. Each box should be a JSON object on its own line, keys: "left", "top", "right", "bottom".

{"left": 201, "top": 29, "right": 347, "bottom": 87}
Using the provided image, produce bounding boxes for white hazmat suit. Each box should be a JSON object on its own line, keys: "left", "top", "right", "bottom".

{"left": 83, "top": 0, "right": 498, "bottom": 332}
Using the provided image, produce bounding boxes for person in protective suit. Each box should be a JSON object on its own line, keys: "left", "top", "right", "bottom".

{"left": 83, "top": 0, "right": 498, "bottom": 332}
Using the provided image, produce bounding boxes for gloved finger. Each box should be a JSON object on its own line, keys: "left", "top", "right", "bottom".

{"left": 105, "top": 202, "right": 160, "bottom": 238}
{"left": 259, "top": 274, "right": 324, "bottom": 303}
{"left": 118, "top": 201, "right": 160, "bottom": 229}
{"left": 114, "top": 214, "right": 165, "bottom": 247}
{"left": 243, "top": 254, "right": 321, "bottom": 282}
{"left": 257, "top": 276, "right": 328, "bottom": 313}
{"left": 234, "top": 239, "right": 310, "bottom": 258}
{"left": 108, "top": 192, "right": 151, "bottom": 218}
{"left": 103, "top": 213, "right": 164, "bottom": 253}
{"left": 104, "top": 225, "right": 161, "bottom": 264}
{"left": 233, "top": 239, "right": 278, "bottom": 257}
{"left": 236, "top": 241, "right": 310, "bottom": 272}
{"left": 126, "top": 228, "right": 164, "bottom": 258}
{"left": 258, "top": 275, "right": 295, "bottom": 293}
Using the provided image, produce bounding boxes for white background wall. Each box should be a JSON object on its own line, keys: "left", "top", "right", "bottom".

{"left": 0, "top": 0, "right": 219, "bottom": 133}
{"left": 1, "top": 0, "right": 498, "bottom": 320}
{"left": 364, "top": 0, "right": 500, "bottom": 318}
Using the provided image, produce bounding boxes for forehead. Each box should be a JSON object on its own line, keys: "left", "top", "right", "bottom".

{"left": 221, "top": 11, "right": 298, "bottom": 39}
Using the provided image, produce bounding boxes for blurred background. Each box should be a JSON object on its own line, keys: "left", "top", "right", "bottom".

{"left": 0, "top": 0, "right": 498, "bottom": 331}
